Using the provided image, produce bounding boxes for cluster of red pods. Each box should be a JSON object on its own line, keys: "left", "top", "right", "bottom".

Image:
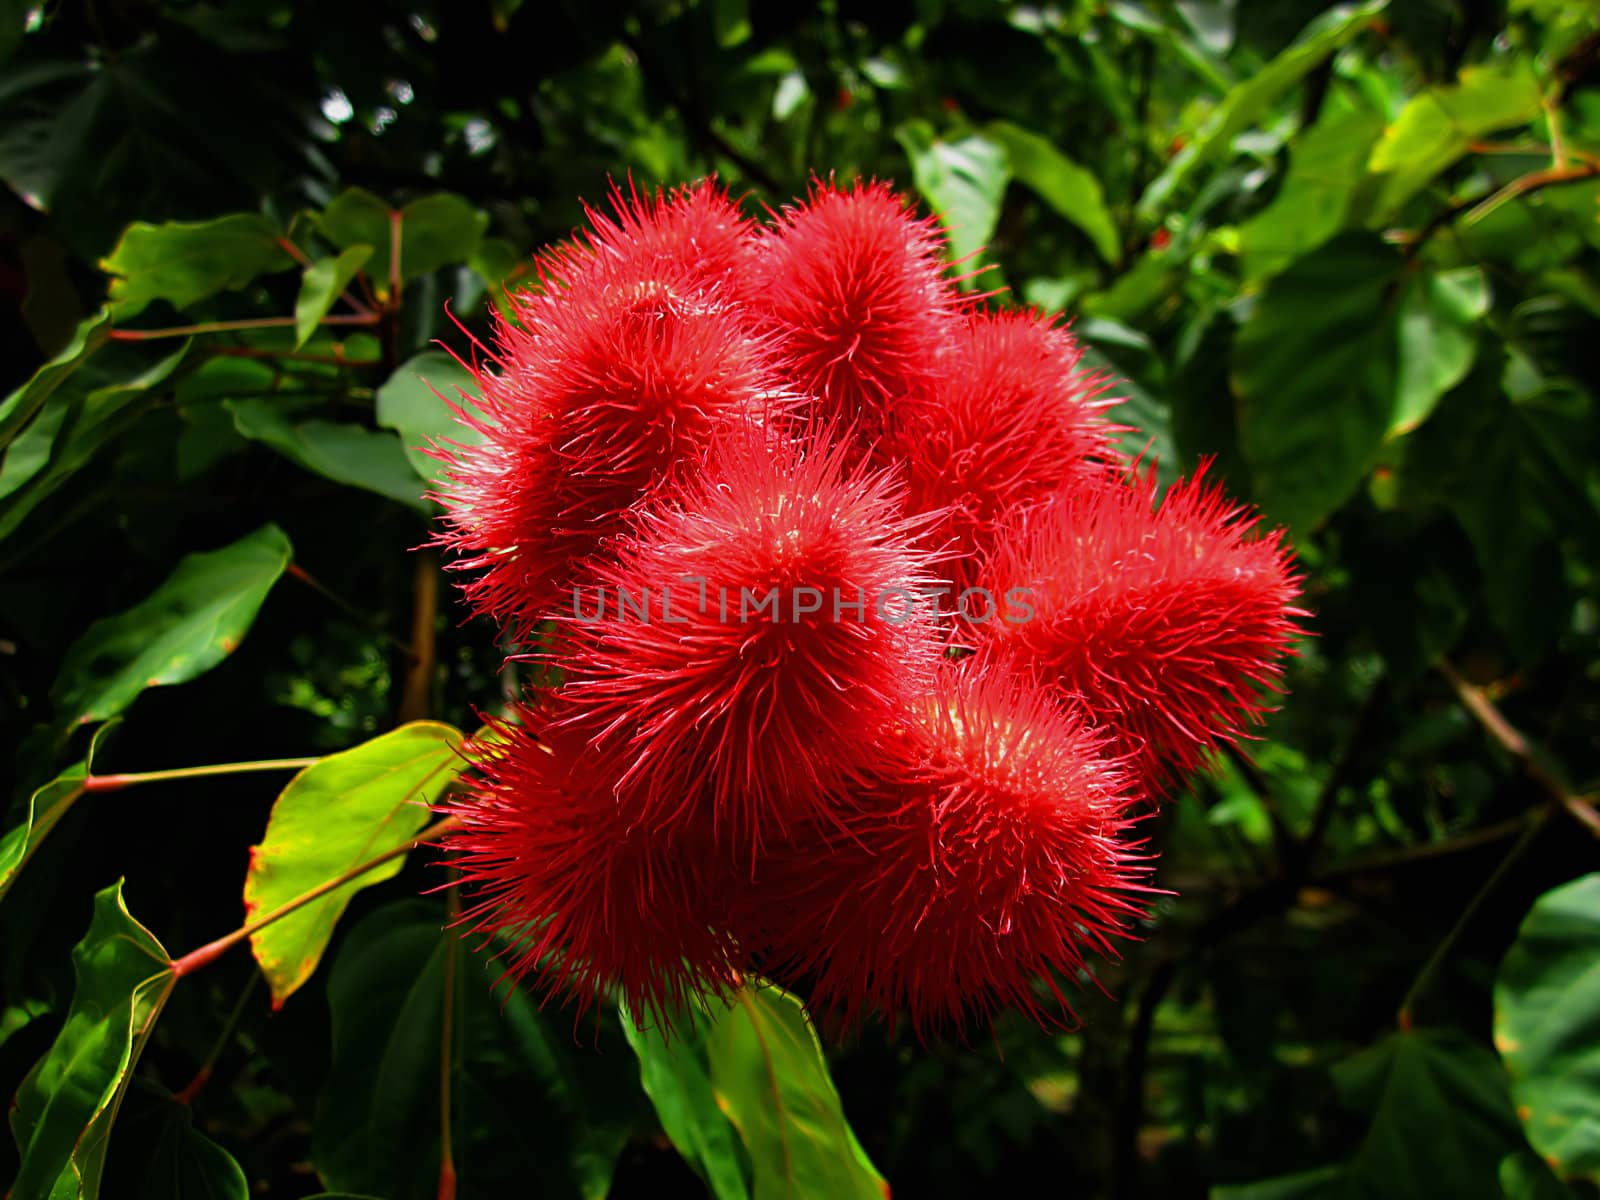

{"left": 433, "top": 178, "right": 1304, "bottom": 1036}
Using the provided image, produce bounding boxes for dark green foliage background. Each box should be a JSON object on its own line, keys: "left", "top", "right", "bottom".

{"left": 2, "top": 1, "right": 1599, "bottom": 1197}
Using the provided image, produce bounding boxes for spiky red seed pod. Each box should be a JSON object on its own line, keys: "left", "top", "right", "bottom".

{"left": 435, "top": 251, "right": 792, "bottom": 634}
{"left": 442, "top": 709, "right": 741, "bottom": 1028}
{"left": 751, "top": 178, "right": 959, "bottom": 451}
{"left": 893, "top": 308, "right": 1122, "bottom": 594}
{"left": 550, "top": 178, "right": 757, "bottom": 303}
{"left": 752, "top": 660, "right": 1151, "bottom": 1037}
{"left": 979, "top": 467, "right": 1305, "bottom": 789}
{"left": 553, "top": 429, "right": 947, "bottom": 855}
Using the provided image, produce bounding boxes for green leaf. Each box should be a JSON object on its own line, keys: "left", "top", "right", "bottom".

{"left": 705, "top": 986, "right": 887, "bottom": 1200}
{"left": 0, "top": 760, "right": 86, "bottom": 904}
{"left": 100, "top": 215, "right": 292, "bottom": 318}
{"left": 1500, "top": 1150, "right": 1581, "bottom": 1200}
{"left": 50, "top": 524, "right": 291, "bottom": 727}
{"left": 1238, "top": 104, "right": 1386, "bottom": 281}
{"left": 8, "top": 882, "right": 175, "bottom": 1200}
{"left": 711, "top": 0, "right": 752, "bottom": 47}
{"left": 986, "top": 121, "right": 1120, "bottom": 264}
{"left": 1080, "top": 251, "right": 1177, "bottom": 322}
{"left": 1212, "top": 1163, "right": 1349, "bottom": 1199}
{"left": 1391, "top": 266, "right": 1490, "bottom": 435}
{"left": 0, "top": 723, "right": 116, "bottom": 905}
{"left": 896, "top": 121, "right": 1011, "bottom": 280}
{"left": 375, "top": 350, "right": 484, "bottom": 485}
{"left": 243, "top": 721, "right": 466, "bottom": 1007}
{"left": 1139, "top": 1, "right": 1388, "bottom": 220}
{"left": 1076, "top": 330, "right": 1179, "bottom": 483}
{"left": 312, "top": 900, "right": 649, "bottom": 1200}
{"left": 0, "top": 339, "right": 191, "bottom": 543}
{"left": 1398, "top": 368, "right": 1592, "bottom": 659}
{"left": 0, "top": 309, "right": 111, "bottom": 451}
{"left": 226, "top": 399, "right": 429, "bottom": 510}
{"left": 622, "top": 1004, "right": 751, "bottom": 1200}
{"left": 293, "top": 245, "right": 374, "bottom": 349}
{"left": 317, "top": 188, "right": 392, "bottom": 258}
{"left": 1366, "top": 60, "right": 1544, "bottom": 222}
{"left": 1217, "top": 1031, "right": 1524, "bottom": 1200}
{"left": 317, "top": 188, "right": 486, "bottom": 287}
{"left": 395, "top": 194, "right": 488, "bottom": 282}
{"left": 0, "top": 395, "right": 71, "bottom": 502}
{"left": 1495, "top": 873, "right": 1600, "bottom": 1183}
{"left": 1332, "top": 1030, "right": 1524, "bottom": 1199}
{"left": 1233, "top": 233, "right": 1405, "bottom": 534}
{"left": 105, "top": 1087, "right": 249, "bottom": 1200}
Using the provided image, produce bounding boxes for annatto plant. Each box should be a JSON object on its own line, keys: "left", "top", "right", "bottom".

{"left": 434, "top": 177, "right": 1306, "bottom": 1037}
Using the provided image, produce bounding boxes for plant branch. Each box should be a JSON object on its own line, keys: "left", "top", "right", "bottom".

{"left": 287, "top": 562, "right": 417, "bottom": 657}
{"left": 107, "top": 313, "right": 378, "bottom": 341}
{"left": 1402, "top": 160, "right": 1600, "bottom": 256}
{"left": 83, "top": 757, "right": 319, "bottom": 793}
{"left": 438, "top": 875, "right": 461, "bottom": 1200}
{"left": 1439, "top": 659, "right": 1600, "bottom": 840}
{"left": 168, "top": 817, "right": 460, "bottom": 977}
{"left": 399, "top": 551, "right": 440, "bottom": 722}
{"left": 1291, "top": 675, "right": 1390, "bottom": 875}
{"left": 1395, "top": 807, "right": 1551, "bottom": 1029}
{"left": 1309, "top": 815, "right": 1531, "bottom": 882}
{"left": 172, "top": 973, "right": 260, "bottom": 1106}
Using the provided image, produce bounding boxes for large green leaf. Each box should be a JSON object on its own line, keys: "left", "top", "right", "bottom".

{"left": 1139, "top": 1, "right": 1388, "bottom": 220}
{"left": 8, "top": 882, "right": 176, "bottom": 1200}
{"left": 101, "top": 1084, "right": 250, "bottom": 1200}
{"left": 1500, "top": 1150, "right": 1582, "bottom": 1200}
{"left": 0, "top": 723, "right": 118, "bottom": 904}
{"left": 1495, "top": 873, "right": 1600, "bottom": 1183}
{"left": 1366, "top": 60, "right": 1544, "bottom": 222}
{"left": 100, "top": 214, "right": 292, "bottom": 317}
{"left": 226, "top": 399, "right": 428, "bottom": 510}
{"left": 896, "top": 121, "right": 1011, "bottom": 278}
{"left": 0, "top": 760, "right": 85, "bottom": 905}
{"left": 986, "top": 121, "right": 1120, "bottom": 264}
{"left": 294, "top": 245, "right": 374, "bottom": 348}
{"left": 1233, "top": 232, "right": 1405, "bottom": 534}
{"left": 312, "top": 900, "right": 648, "bottom": 1200}
{"left": 243, "top": 721, "right": 466, "bottom": 1007}
{"left": 374, "top": 350, "right": 484, "bottom": 485}
{"left": 1217, "top": 1031, "right": 1525, "bottom": 1200}
{"left": 705, "top": 986, "right": 886, "bottom": 1200}
{"left": 0, "top": 339, "right": 191, "bottom": 543}
{"left": 317, "top": 188, "right": 487, "bottom": 287}
{"left": 0, "top": 309, "right": 110, "bottom": 450}
{"left": 1237, "top": 104, "right": 1386, "bottom": 281}
{"left": 50, "top": 524, "right": 291, "bottom": 727}
{"left": 622, "top": 1004, "right": 751, "bottom": 1200}
{"left": 1399, "top": 368, "right": 1593, "bottom": 659}
{"left": 1391, "top": 266, "right": 1490, "bottom": 436}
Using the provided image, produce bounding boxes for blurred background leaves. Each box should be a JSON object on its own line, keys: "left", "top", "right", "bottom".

{"left": 2, "top": 0, "right": 1599, "bottom": 1197}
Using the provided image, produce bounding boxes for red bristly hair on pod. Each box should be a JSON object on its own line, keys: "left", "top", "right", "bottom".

{"left": 978, "top": 465, "right": 1306, "bottom": 790}
{"left": 441, "top": 705, "right": 742, "bottom": 1029}
{"left": 893, "top": 307, "right": 1123, "bottom": 596}
{"left": 751, "top": 178, "right": 960, "bottom": 453}
{"left": 752, "top": 658, "right": 1152, "bottom": 1037}
{"left": 433, "top": 180, "right": 789, "bottom": 635}
{"left": 564, "top": 177, "right": 756, "bottom": 300}
{"left": 552, "top": 428, "right": 948, "bottom": 859}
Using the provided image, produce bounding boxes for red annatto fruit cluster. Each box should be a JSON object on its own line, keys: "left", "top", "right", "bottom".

{"left": 434, "top": 177, "right": 1305, "bottom": 1037}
